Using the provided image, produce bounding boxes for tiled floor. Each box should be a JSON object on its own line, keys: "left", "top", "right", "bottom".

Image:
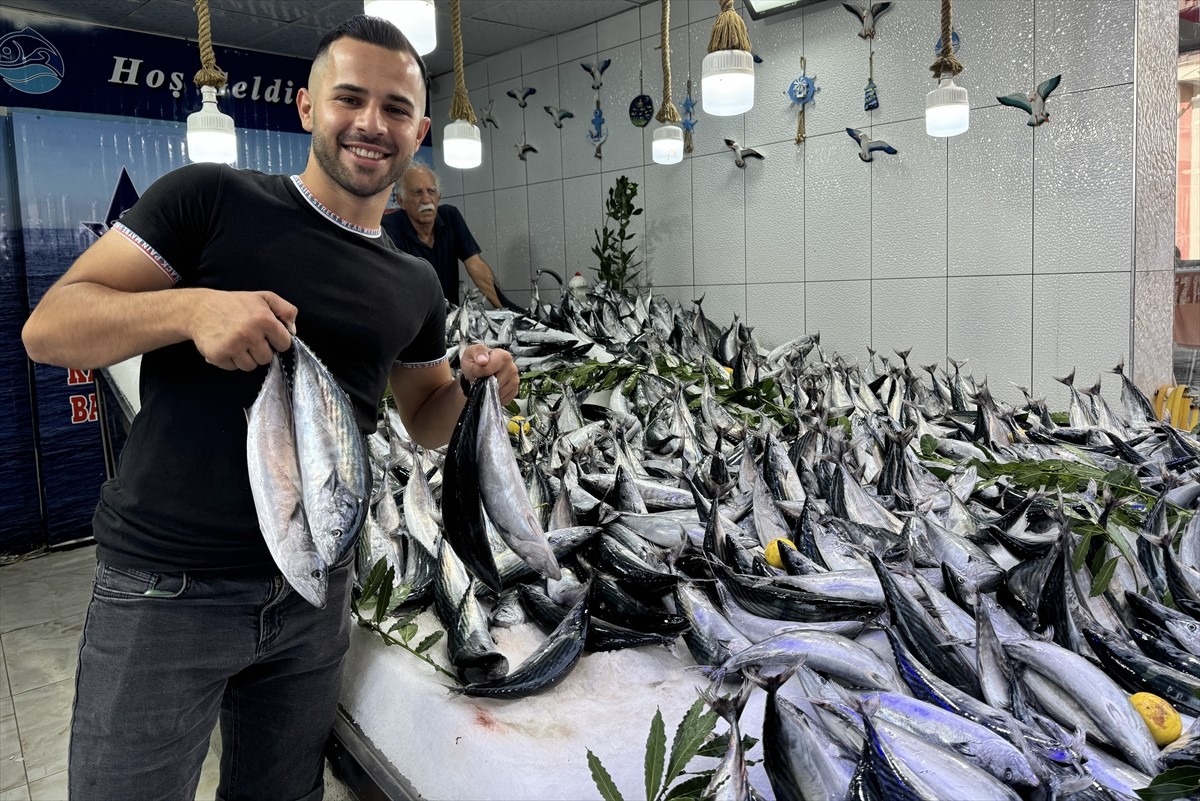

{"left": 1, "top": 545, "right": 225, "bottom": 800}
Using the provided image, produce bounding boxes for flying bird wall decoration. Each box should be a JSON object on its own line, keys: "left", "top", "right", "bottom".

{"left": 841, "top": 2, "right": 892, "bottom": 39}
{"left": 997, "top": 75, "right": 1062, "bottom": 127}
{"left": 846, "top": 127, "right": 898, "bottom": 162}
{"left": 724, "top": 138, "right": 764, "bottom": 169}
{"left": 506, "top": 86, "right": 536, "bottom": 108}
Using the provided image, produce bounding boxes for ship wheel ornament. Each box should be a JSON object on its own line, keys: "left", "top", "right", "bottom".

{"left": 787, "top": 58, "right": 819, "bottom": 144}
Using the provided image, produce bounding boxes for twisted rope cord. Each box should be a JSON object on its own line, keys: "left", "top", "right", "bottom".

{"left": 193, "top": 0, "right": 227, "bottom": 88}
{"left": 929, "top": 0, "right": 963, "bottom": 79}
{"left": 707, "top": 0, "right": 751, "bottom": 53}
{"left": 795, "top": 57, "right": 806, "bottom": 144}
{"left": 655, "top": 0, "right": 681, "bottom": 124}
{"left": 449, "top": 0, "right": 477, "bottom": 123}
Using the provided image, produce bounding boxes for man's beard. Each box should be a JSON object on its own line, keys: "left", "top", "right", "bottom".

{"left": 311, "top": 128, "right": 410, "bottom": 199}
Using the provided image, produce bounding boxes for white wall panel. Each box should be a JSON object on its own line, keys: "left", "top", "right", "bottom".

{"left": 871, "top": 117, "right": 946, "bottom": 280}
{"left": 748, "top": 282, "right": 806, "bottom": 345}
{"left": 955, "top": 0, "right": 1034, "bottom": 109}
{"left": 868, "top": 0, "right": 939, "bottom": 128}
{"left": 487, "top": 50, "right": 523, "bottom": 85}
{"left": 1032, "top": 271, "right": 1130, "bottom": 409}
{"left": 692, "top": 152, "right": 745, "bottom": 285}
{"left": 1033, "top": 85, "right": 1134, "bottom": 275}
{"left": 494, "top": 186, "right": 531, "bottom": 293}
{"left": 558, "top": 24, "right": 599, "bottom": 63}
{"left": 948, "top": 105, "right": 1032, "bottom": 277}
{"left": 807, "top": 280, "right": 872, "bottom": 361}
{"left": 947, "top": 274, "right": 1033, "bottom": 402}
{"left": 463, "top": 190, "right": 498, "bottom": 298}
{"left": 799, "top": 1, "right": 870, "bottom": 138}
{"left": 743, "top": 9, "right": 804, "bottom": 148}
{"left": 805, "top": 130, "right": 869, "bottom": 282}
{"left": 524, "top": 66, "right": 565, "bottom": 185}
{"left": 521, "top": 36, "right": 559, "bottom": 75}
{"left": 644, "top": 161, "right": 694, "bottom": 288}
{"left": 563, "top": 173, "right": 604, "bottom": 277}
{"left": 641, "top": 0, "right": 690, "bottom": 33}
{"left": 1036, "top": 0, "right": 1134, "bottom": 94}
{"left": 528, "top": 180, "right": 567, "bottom": 282}
{"left": 872, "top": 277, "right": 947, "bottom": 367}
{"left": 598, "top": 6, "right": 642, "bottom": 51}
{"left": 745, "top": 140, "right": 803, "bottom": 285}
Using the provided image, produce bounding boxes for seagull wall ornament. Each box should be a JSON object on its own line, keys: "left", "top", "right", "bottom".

{"left": 581, "top": 58, "right": 612, "bottom": 90}
{"left": 724, "top": 138, "right": 764, "bottom": 169}
{"left": 480, "top": 99, "right": 499, "bottom": 129}
{"left": 506, "top": 85, "right": 536, "bottom": 108}
{"left": 515, "top": 133, "right": 537, "bottom": 161}
{"left": 997, "top": 74, "right": 1062, "bottom": 127}
{"left": 846, "top": 127, "right": 898, "bottom": 162}
{"left": 544, "top": 105, "right": 574, "bottom": 128}
{"left": 841, "top": 2, "right": 892, "bottom": 39}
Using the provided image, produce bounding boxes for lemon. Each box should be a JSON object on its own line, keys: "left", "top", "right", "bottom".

{"left": 506, "top": 415, "right": 532, "bottom": 436}
{"left": 764, "top": 538, "right": 797, "bottom": 569}
{"left": 1130, "top": 692, "right": 1182, "bottom": 746}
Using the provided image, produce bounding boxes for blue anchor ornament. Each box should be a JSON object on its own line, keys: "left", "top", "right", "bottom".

{"left": 587, "top": 99, "right": 608, "bottom": 159}
{"left": 997, "top": 75, "right": 1062, "bottom": 127}
{"left": 787, "top": 58, "right": 819, "bottom": 144}
{"left": 681, "top": 79, "right": 697, "bottom": 154}
{"left": 846, "top": 127, "right": 897, "bottom": 162}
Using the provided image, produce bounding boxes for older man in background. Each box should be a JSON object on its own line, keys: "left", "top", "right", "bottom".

{"left": 383, "top": 163, "right": 520, "bottom": 309}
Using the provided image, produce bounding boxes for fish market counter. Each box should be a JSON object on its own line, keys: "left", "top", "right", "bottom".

{"left": 337, "top": 609, "right": 767, "bottom": 800}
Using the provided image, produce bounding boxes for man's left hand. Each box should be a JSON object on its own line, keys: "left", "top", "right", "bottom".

{"left": 461, "top": 344, "right": 519, "bottom": 404}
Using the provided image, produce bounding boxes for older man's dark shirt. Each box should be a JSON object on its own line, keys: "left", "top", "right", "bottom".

{"left": 381, "top": 204, "right": 480, "bottom": 304}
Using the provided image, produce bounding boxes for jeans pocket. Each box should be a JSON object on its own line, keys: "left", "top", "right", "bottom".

{"left": 93, "top": 562, "right": 190, "bottom": 600}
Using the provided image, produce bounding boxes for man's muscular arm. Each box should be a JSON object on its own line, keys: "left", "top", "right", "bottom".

{"left": 22, "top": 229, "right": 296, "bottom": 371}
{"left": 463, "top": 254, "right": 503, "bottom": 309}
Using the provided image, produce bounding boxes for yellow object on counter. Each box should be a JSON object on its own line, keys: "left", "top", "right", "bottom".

{"left": 764, "top": 538, "right": 796, "bottom": 569}
{"left": 507, "top": 415, "right": 533, "bottom": 436}
{"left": 1129, "top": 692, "right": 1182, "bottom": 747}
{"left": 1154, "top": 384, "right": 1199, "bottom": 430}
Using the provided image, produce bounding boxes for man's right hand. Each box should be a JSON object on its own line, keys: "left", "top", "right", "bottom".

{"left": 190, "top": 290, "right": 297, "bottom": 371}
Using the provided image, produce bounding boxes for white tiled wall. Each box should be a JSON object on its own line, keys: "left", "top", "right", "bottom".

{"left": 433, "top": 0, "right": 1159, "bottom": 404}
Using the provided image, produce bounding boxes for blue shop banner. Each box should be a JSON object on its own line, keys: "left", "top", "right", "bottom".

{"left": 0, "top": 7, "right": 311, "bottom": 134}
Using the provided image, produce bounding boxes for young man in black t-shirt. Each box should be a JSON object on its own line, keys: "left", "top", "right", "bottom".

{"left": 22, "top": 15, "right": 518, "bottom": 800}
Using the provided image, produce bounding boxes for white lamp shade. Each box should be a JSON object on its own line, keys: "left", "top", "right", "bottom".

{"left": 364, "top": 0, "right": 437, "bottom": 55}
{"left": 186, "top": 85, "right": 237, "bottom": 164}
{"left": 701, "top": 49, "right": 754, "bottom": 116}
{"left": 651, "top": 125, "right": 684, "bottom": 164}
{"left": 443, "top": 120, "right": 482, "bottom": 169}
{"left": 926, "top": 78, "right": 969, "bottom": 137}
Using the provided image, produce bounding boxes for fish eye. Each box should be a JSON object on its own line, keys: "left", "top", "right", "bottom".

{"left": 1004, "top": 769, "right": 1012, "bottom": 781}
{"left": 312, "top": 569, "right": 324, "bottom": 579}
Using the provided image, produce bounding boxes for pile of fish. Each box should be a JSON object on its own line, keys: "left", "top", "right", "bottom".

{"left": 247, "top": 336, "right": 368, "bottom": 608}
{"left": 353, "top": 283, "right": 1200, "bottom": 799}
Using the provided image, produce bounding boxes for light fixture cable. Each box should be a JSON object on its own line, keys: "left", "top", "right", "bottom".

{"left": 656, "top": 0, "right": 681, "bottom": 126}
{"left": 193, "top": 0, "right": 226, "bottom": 92}
{"left": 928, "top": 0, "right": 963, "bottom": 81}
{"left": 448, "top": 0, "right": 476, "bottom": 126}
{"left": 187, "top": 0, "right": 237, "bottom": 163}
{"left": 708, "top": 0, "right": 751, "bottom": 57}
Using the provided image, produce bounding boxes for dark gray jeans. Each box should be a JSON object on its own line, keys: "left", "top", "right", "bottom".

{"left": 68, "top": 554, "right": 354, "bottom": 801}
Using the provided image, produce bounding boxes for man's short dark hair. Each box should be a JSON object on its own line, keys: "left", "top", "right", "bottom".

{"left": 313, "top": 14, "right": 429, "bottom": 90}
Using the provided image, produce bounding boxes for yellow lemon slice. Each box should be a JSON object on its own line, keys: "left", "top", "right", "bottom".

{"left": 764, "top": 538, "right": 797, "bottom": 569}
{"left": 1129, "top": 692, "right": 1182, "bottom": 746}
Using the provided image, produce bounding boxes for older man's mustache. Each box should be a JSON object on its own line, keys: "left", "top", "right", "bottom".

{"left": 417, "top": 202, "right": 437, "bottom": 213}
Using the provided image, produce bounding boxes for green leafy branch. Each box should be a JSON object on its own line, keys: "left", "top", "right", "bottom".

{"left": 352, "top": 558, "right": 459, "bottom": 683}
{"left": 587, "top": 698, "right": 759, "bottom": 801}
{"left": 592, "top": 176, "right": 644, "bottom": 298}
{"left": 1137, "top": 765, "right": 1200, "bottom": 801}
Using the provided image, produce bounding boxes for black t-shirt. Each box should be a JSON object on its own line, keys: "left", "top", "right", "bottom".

{"left": 95, "top": 163, "right": 446, "bottom": 573}
{"left": 380, "top": 204, "right": 480, "bottom": 304}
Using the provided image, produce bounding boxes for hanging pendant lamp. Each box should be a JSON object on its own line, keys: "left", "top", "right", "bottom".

{"left": 702, "top": 0, "right": 754, "bottom": 116}
{"left": 652, "top": 0, "right": 684, "bottom": 163}
{"left": 186, "top": 0, "right": 237, "bottom": 164}
{"left": 442, "top": 0, "right": 481, "bottom": 168}
{"left": 926, "top": 0, "right": 968, "bottom": 136}
{"left": 364, "top": 0, "right": 437, "bottom": 55}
